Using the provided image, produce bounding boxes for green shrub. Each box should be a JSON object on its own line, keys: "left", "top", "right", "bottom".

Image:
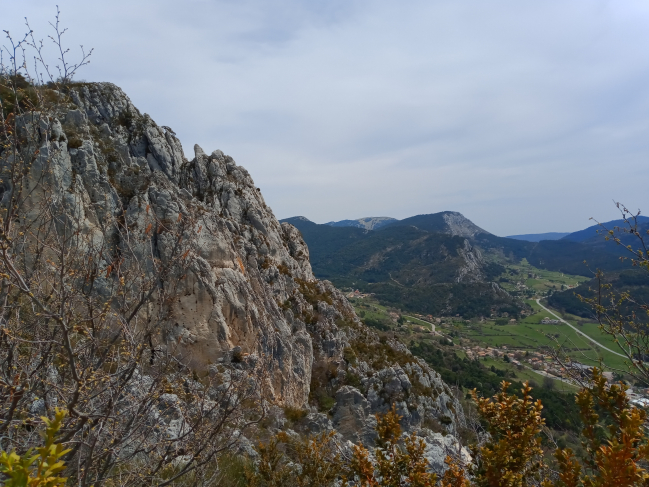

{"left": 343, "top": 347, "right": 358, "bottom": 366}
{"left": 0, "top": 74, "right": 39, "bottom": 117}
{"left": 284, "top": 406, "right": 309, "bottom": 423}
{"left": 315, "top": 391, "right": 335, "bottom": 413}
{"left": 439, "top": 414, "right": 453, "bottom": 425}
{"left": 67, "top": 136, "right": 83, "bottom": 149}
{"left": 345, "top": 373, "right": 362, "bottom": 389}
{"left": 296, "top": 279, "right": 333, "bottom": 307}
{"left": 364, "top": 317, "right": 391, "bottom": 331}
{"left": 277, "top": 264, "right": 291, "bottom": 276}
{"left": 116, "top": 108, "right": 135, "bottom": 127}
{"left": 0, "top": 408, "right": 69, "bottom": 487}
{"left": 216, "top": 453, "right": 250, "bottom": 487}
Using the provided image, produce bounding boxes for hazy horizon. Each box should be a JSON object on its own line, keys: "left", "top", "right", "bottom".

{"left": 4, "top": 1, "right": 649, "bottom": 235}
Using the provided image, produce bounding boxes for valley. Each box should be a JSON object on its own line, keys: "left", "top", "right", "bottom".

{"left": 346, "top": 293, "right": 585, "bottom": 431}
{"left": 281, "top": 209, "right": 649, "bottom": 446}
{"left": 288, "top": 211, "right": 645, "bottom": 400}
{"left": 346, "top": 261, "right": 629, "bottom": 386}
{"left": 282, "top": 211, "right": 639, "bottom": 321}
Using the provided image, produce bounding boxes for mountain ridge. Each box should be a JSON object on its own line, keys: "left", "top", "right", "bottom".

{"left": 325, "top": 216, "right": 397, "bottom": 230}
{"left": 561, "top": 215, "right": 649, "bottom": 243}
{"left": 282, "top": 213, "right": 520, "bottom": 318}
{"left": 281, "top": 211, "right": 637, "bottom": 317}
{"left": 384, "top": 211, "right": 490, "bottom": 238}
{"left": 287, "top": 214, "right": 649, "bottom": 245}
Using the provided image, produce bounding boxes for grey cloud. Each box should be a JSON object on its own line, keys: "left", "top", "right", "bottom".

{"left": 3, "top": 0, "right": 649, "bottom": 235}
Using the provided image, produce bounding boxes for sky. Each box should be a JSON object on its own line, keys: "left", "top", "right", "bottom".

{"left": 3, "top": 0, "right": 649, "bottom": 236}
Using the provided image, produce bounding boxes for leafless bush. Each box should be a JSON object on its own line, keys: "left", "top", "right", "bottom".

{"left": 0, "top": 11, "right": 266, "bottom": 487}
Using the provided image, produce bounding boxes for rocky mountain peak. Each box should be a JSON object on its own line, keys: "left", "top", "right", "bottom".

{"left": 441, "top": 211, "right": 489, "bottom": 238}
{"left": 292, "top": 215, "right": 314, "bottom": 222}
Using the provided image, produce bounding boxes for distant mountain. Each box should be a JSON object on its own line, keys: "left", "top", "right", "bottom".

{"left": 561, "top": 216, "right": 649, "bottom": 243}
{"left": 384, "top": 211, "right": 490, "bottom": 238}
{"left": 325, "top": 216, "right": 397, "bottom": 230}
{"left": 507, "top": 232, "right": 571, "bottom": 242}
{"left": 287, "top": 216, "right": 314, "bottom": 223}
{"left": 281, "top": 212, "right": 521, "bottom": 318}
{"left": 280, "top": 210, "right": 640, "bottom": 318}
{"left": 547, "top": 215, "right": 649, "bottom": 319}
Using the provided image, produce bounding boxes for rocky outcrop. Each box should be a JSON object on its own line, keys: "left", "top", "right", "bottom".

{"left": 332, "top": 386, "right": 377, "bottom": 445}
{"left": 332, "top": 355, "right": 465, "bottom": 447}
{"left": 442, "top": 211, "right": 488, "bottom": 238}
{"left": 12, "top": 82, "right": 317, "bottom": 407}
{"left": 422, "top": 433, "right": 472, "bottom": 474}
{"left": 456, "top": 239, "right": 485, "bottom": 283}
{"left": 14, "top": 82, "right": 465, "bottom": 474}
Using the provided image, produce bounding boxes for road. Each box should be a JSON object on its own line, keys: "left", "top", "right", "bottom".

{"left": 535, "top": 298, "right": 626, "bottom": 358}
{"left": 403, "top": 315, "right": 433, "bottom": 331}
{"left": 523, "top": 364, "right": 578, "bottom": 388}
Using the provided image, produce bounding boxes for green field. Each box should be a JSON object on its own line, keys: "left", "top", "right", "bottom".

{"left": 496, "top": 259, "right": 590, "bottom": 297}
{"left": 349, "top": 297, "right": 437, "bottom": 333}
{"left": 402, "top": 315, "right": 434, "bottom": 330}
{"left": 462, "top": 299, "right": 629, "bottom": 371}
{"left": 348, "top": 294, "right": 585, "bottom": 396}
{"left": 349, "top": 297, "right": 396, "bottom": 329}
{"left": 349, "top": 287, "right": 631, "bottom": 375}
{"left": 479, "top": 356, "right": 579, "bottom": 393}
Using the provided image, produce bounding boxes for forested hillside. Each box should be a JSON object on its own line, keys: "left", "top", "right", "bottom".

{"left": 282, "top": 216, "right": 522, "bottom": 318}
{"left": 549, "top": 268, "right": 649, "bottom": 318}
{"left": 282, "top": 212, "right": 634, "bottom": 318}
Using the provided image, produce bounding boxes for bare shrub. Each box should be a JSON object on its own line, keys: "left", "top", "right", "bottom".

{"left": 0, "top": 11, "right": 265, "bottom": 487}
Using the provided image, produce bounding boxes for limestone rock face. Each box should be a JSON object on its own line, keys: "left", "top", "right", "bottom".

{"left": 332, "top": 386, "right": 377, "bottom": 445}
{"left": 442, "top": 211, "right": 488, "bottom": 238}
{"left": 421, "top": 433, "right": 472, "bottom": 474}
{"left": 333, "top": 358, "right": 465, "bottom": 452}
{"left": 27, "top": 83, "right": 319, "bottom": 407}
{"left": 19, "top": 82, "right": 466, "bottom": 474}
{"left": 456, "top": 239, "right": 485, "bottom": 283}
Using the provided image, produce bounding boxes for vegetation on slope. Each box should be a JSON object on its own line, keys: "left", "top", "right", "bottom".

{"left": 549, "top": 268, "right": 649, "bottom": 318}
{"left": 283, "top": 212, "right": 641, "bottom": 319}
{"left": 284, "top": 218, "right": 522, "bottom": 318}
{"left": 243, "top": 368, "right": 649, "bottom": 486}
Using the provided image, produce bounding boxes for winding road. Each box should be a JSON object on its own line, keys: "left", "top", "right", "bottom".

{"left": 535, "top": 298, "right": 625, "bottom": 358}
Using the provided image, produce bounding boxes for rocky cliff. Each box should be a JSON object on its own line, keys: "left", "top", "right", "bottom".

{"left": 20, "top": 82, "right": 466, "bottom": 471}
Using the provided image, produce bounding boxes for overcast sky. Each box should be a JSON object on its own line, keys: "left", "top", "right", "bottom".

{"left": 4, "top": 1, "right": 649, "bottom": 236}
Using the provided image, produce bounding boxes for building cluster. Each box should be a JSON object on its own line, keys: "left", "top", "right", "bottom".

{"left": 463, "top": 345, "right": 567, "bottom": 377}
{"left": 462, "top": 345, "right": 649, "bottom": 406}
{"left": 409, "top": 313, "right": 440, "bottom": 323}
{"left": 465, "top": 345, "right": 522, "bottom": 364}
{"left": 540, "top": 317, "right": 561, "bottom": 324}
{"left": 347, "top": 289, "right": 374, "bottom": 299}
{"left": 409, "top": 324, "right": 437, "bottom": 334}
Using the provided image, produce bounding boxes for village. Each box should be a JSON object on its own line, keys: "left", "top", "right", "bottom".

{"left": 347, "top": 291, "right": 649, "bottom": 407}
{"left": 462, "top": 344, "right": 567, "bottom": 377}
{"left": 461, "top": 343, "right": 649, "bottom": 406}
{"left": 346, "top": 289, "right": 374, "bottom": 299}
